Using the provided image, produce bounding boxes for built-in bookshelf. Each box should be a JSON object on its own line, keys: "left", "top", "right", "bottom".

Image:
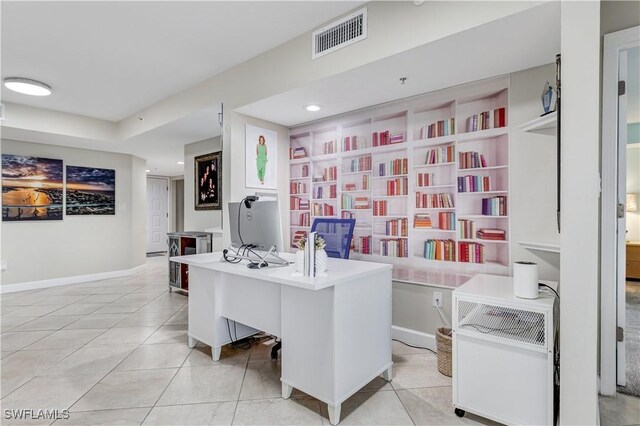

{"left": 288, "top": 77, "right": 510, "bottom": 274}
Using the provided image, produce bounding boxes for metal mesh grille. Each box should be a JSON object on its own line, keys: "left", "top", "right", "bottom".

{"left": 457, "top": 300, "right": 546, "bottom": 347}
{"left": 313, "top": 13, "right": 364, "bottom": 57}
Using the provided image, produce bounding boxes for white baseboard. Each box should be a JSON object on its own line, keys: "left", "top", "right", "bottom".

{"left": 0, "top": 264, "right": 146, "bottom": 294}
{"left": 392, "top": 325, "right": 437, "bottom": 352}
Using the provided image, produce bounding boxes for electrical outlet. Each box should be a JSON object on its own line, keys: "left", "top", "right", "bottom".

{"left": 1, "top": 259, "right": 7, "bottom": 271}
{"left": 433, "top": 291, "right": 443, "bottom": 308}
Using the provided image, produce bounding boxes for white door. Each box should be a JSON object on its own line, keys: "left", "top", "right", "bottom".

{"left": 616, "top": 50, "right": 628, "bottom": 386}
{"left": 147, "top": 177, "right": 168, "bottom": 253}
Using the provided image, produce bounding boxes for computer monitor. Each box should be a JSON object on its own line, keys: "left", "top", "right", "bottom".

{"left": 228, "top": 200, "right": 283, "bottom": 252}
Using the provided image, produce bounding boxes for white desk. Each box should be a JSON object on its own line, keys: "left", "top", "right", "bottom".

{"left": 170, "top": 252, "right": 393, "bottom": 425}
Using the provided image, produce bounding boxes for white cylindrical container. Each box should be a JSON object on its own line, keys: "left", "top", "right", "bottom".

{"left": 513, "top": 261, "right": 539, "bottom": 299}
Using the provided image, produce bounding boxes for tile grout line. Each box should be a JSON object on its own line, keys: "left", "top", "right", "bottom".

{"left": 230, "top": 345, "right": 255, "bottom": 425}
{"left": 391, "top": 383, "right": 418, "bottom": 426}
{"left": 139, "top": 308, "right": 193, "bottom": 425}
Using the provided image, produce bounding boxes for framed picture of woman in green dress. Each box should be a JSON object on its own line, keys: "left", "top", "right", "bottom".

{"left": 245, "top": 124, "right": 278, "bottom": 190}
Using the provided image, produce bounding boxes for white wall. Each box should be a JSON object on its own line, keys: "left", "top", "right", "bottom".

{"left": 627, "top": 145, "right": 640, "bottom": 241}
{"left": 560, "top": 2, "right": 600, "bottom": 423}
{"left": 509, "top": 63, "right": 560, "bottom": 280}
{"left": 1, "top": 139, "right": 146, "bottom": 286}
{"left": 184, "top": 137, "right": 222, "bottom": 232}
{"left": 222, "top": 112, "right": 290, "bottom": 248}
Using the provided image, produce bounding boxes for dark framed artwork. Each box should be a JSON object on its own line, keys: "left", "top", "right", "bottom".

{"left": 195, "top": 151, "right": 222, "bottom": 210}
{"left": 66, "top": 166, "right": 116, "bottom": 215}
{"left": 1, "top": 154, "right": 63, "bottom": 221}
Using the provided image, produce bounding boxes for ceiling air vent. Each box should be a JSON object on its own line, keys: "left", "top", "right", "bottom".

{"left": 312, "top": 8, "right": 367, "bottom": 59}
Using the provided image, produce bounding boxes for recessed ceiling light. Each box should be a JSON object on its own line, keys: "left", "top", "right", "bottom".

{"left": 177, "top": 161, "right": 184, "bottom": 165}
{"left": 3, "top": 77, "right": 52, "bottom": 96}
{"left": 146, "top": 169, "right": 150, "bottom": 173}
{"left": 305, "top": 105, "right": 321, "bottom": 112}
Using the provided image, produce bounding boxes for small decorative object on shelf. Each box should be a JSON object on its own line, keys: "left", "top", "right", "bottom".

{"left": 541, "top": 81, "right": 556, "bottom": 115}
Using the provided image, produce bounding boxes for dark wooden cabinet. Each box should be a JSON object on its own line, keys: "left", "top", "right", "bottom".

{"left": 168, "top": 232, "right": 212, "bottom": 293}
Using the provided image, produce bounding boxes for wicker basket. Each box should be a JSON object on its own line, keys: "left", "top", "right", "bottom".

{"left": 436, "top": 327, "right": 453, "bottom": 377}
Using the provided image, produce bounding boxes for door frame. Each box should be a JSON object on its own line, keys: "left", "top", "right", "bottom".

{"left": 600, "top": 25, "right": 640, "bottom": 396}
{"left": 146, "top": 175, "right": 171, "bottom": 253}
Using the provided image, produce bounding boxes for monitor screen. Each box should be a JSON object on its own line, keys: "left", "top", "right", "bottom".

{"left": 228, "top": 200, "right": 282, "bottom": 252}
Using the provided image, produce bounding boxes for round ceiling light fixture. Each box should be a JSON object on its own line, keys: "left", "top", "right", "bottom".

{"left": 3, "top": 77, "right": 52, "bottom": 96}
{"left": 305, "top": 104, "right": 321, "bottom": 112}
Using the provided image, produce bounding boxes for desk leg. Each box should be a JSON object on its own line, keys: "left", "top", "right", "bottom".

{"left": 187, "top": 336, "right": 198, "bottom": 349}
{"left": 282, "top": 382, "right": 293, "bottom": 399}
{"left": 328, "top": 403, "right": 341, "bottom": 425}
{"left": 212, "top": 346, "right": 221, "bottom": 361}
{"left": 383, "top": 365, "right": 393, "bottom": 382}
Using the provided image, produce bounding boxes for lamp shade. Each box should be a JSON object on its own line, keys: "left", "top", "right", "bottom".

{"left": 627, "top": 193, "right": 638, "bottom": 212}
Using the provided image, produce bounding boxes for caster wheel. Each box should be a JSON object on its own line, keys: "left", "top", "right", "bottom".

{"left": 454, "top": 408, "right": 465, "bottom": 418}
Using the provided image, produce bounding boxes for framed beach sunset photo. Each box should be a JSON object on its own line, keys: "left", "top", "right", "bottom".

{"left": 1, "top": 154, "right": 64, "bottom": 221}
{"left": 66, "top": 166, "right": 116, "bottom": 215}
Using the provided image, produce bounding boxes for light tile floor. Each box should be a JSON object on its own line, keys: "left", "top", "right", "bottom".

{"left": 0, "top": 255, "right": 637, "bottom": 425}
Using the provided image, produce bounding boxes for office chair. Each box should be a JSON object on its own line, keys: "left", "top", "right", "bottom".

{"left": 271, "top": 218, "right": 356, "bottom": 359}
{"left": 310, "top": 217, "right": 356, "bottom": 259}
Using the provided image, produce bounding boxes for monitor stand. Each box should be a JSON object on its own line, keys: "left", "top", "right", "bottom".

{"left": 223, "top": 245, "right": 290, "bottom": 268}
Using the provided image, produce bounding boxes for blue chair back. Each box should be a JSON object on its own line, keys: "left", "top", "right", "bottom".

{"left": 310, "top": 218, "right": 356, "bottom": 259}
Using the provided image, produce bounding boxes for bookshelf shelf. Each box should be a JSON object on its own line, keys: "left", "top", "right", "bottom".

{"left": 342, "top": 149, "right": 372, "bottom": 158}
{"left": 518, "top": 111, "right": 557, "bottom": 133}
{"left": 342, "top": 171, "right": 372, "bottom": 176}
{"left": 457, "top": 165, "right": 507, "bottom": 172}
{"left": 372, "top": 144, "right": 408, "bottom": 154}
{"left": 289, "top": 76, "right": 510, "bottom": 275}
{"left": 457, "top": 126, "right": 508, "bottom": 142}
{"left": 458, "top": 215, "right": 508, "bottom": 219}
{"left": 414, "top": 162, "right": 456, "bottom": 169}
{"left": 412, "top": 136, "right": 456, "bottom": 148}
{"left": 415, "top": 184, "right": 457, "bottom": 189}
{"left": 459, "top": 238, "right": 509, "bottom": 244}
{"left": 413, "top": 228, "right": 457, "bottom": 233}
{"left": 372, "top": 174, "right": 409, "bottom": 179}
{"left": 289, "top": 158, "right": 310, "bottom": 165}
{"left": 457, "top": 190, "right": 508, "bottom": 195}
{"left": 311, "top": 153, "right": 338, "bottom": 162}
{"left": 414, "top": 207, "right": 456, "bottom": 211}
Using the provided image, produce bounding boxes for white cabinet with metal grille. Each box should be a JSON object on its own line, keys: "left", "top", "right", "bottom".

{"left": 452, "top": 274, "right": 558, "bottom": 425}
